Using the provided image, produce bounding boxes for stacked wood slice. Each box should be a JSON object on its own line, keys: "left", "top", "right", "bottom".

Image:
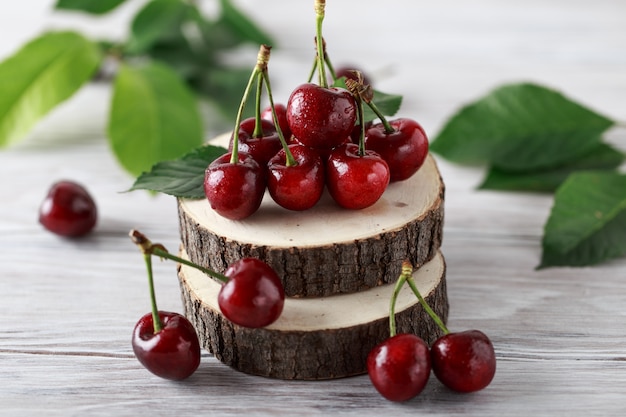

{"left": 176, "top": 133, "right": 448, "bottom": 380}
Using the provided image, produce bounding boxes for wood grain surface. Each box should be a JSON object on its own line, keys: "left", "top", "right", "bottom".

{"left": 1, "top": 0, "right": 625, "bottom": 416}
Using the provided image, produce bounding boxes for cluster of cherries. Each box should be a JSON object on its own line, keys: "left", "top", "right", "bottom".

{"left": 204, "top": 6, "right": 428, "bottom": 220}
{"left": 367, "top": 261, "right": 497, "bottom": 401}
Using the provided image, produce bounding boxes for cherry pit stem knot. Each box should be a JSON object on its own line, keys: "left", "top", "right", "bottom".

{"left": 388, "top": 260, "right": 450, "bottom": 337}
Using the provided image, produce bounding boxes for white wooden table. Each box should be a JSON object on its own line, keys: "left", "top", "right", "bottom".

{"left": 1, "top": 1, "right": 625, "bottom": 415}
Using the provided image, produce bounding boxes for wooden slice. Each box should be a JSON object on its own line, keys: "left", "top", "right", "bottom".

{"left": 178, "top": 133, "right": 445, "bottom": 297}
{"left": 177, "top": 248, "right": 448, "bottom": 380}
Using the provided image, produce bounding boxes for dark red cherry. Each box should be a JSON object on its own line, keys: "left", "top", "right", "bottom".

{"left": 365, "top": 118, "right": 429, "bottom": 182}
{"left": 286, "top": 83, "right": 357, "bottom": 151}
{"left": 132, "top": 311, "right": 201, "bottom": 381}
{"left": 38, "top": 180, "right": 97, "bottom": 237}
{"left": 326, "top": 143, "right": 390, "bottom": 210}
{"left": 228, "top": 117, "right": 282, "bottom": 166}
{"left": 335, "top": 65, "right": 372, "bottom": 86}
{"left": 219, "top": 258, "right": 285, "bottom": 328}
{"left": 267, "top": 144, "right": 325, "bottom": 211}
{"left": 367, "top": 333, "right": 431, "bottom": 402}
{"left": 261, "top": 103, "right": 292, "bottom": 141}
{"left": 204, "top": 152, "right": 266, "bottom": 220}
{"left": 431, "top": 330, "right": 496, "bottom": 393}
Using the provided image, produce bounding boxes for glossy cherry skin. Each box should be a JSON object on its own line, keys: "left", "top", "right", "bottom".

{"left": 219, "top": 258, "right": 285, "bottom": 328}
{"left": 261, "top": 103, "right": 292, "bottom": 141}
{"left": 132, "top": 311, "right": 201, "bottom": 381}
{"left": 326, "top": 143, "right": 390, "bottom": 210}
{"left": 367, "top": 333, "right": 431, "bottom": 402}
{"left": 38, "top": 180, "right": 97, "bottom": 237}
{"left": 286, "top": 83, "right": 357, "bottom": 151}
{"left": 204, "top": 152, "right": 266, "bottom": 220}
{"left": 365, "top": 118, "right": 429, "bottom": 182}
{"left": 228, "top": 117, "right": 282, "bottom": 166}
{"left": 267, "top": 144, "right": 325, "bottom": 211}
{"left": 431, "top": 330, "right": 496, "bottom": 393}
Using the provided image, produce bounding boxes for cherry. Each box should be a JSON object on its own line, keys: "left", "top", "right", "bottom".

{"left": 326, "top": 143, "right": 390, "bottom": 209}
{"left": 219, "top": 257, "right": 285, "bottom": 328}
{"left": 261, "top": 103, "right": 291, "bottom": 141}
{"left": 335, "top": 66, "right": 372, "bottom": 86}
{"left": 129, "top": 230, "right": 201, "bottom": 380}
{"left": 132, "top": 311, "right": 201, "bottom": 381}
{"left": 286, "top": 83, "right": 357, "bottom": 151}
{"left": 367, "top": 333, "right": 431, "bottom": 402}
{"left": 38, "top": 180, "right": 97, "bottom": 237}
{"left": 431, "top": 330, "right": 496, "bottom": 393}
{"left": 204, "top": 152, "right": 266, "bottom": 220}
{"left": 365, "top": 118, "right": 429, "bottom": 182}
{"left": 267, "top": 143, "right": 325, "bottom": 211}
{"left": 229, "top": 117, "right": 282, "bottom": 166}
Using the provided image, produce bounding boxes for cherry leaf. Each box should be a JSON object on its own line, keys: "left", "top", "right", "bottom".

{"left": 108, "top": 61, "right": 204, "bottom": 177}
{"left": 218, "top": 0, "right": 274, "bottom": 46}
{"left": 538, "top": 172, "right": 626, "bottom": 268}
{"left": 125, "top": 0, "right": 189, "bottom": 55}
{"left": 55, "top": 0, "right": 128, "bottom": 15}
{"left": 129, "top": 144, "right": 227, "bottom": 199}
{"left": 430, "top": 82, "right": 615, "bottom": 171}
{"left": 0, "top": 31, "right": 102, "bottom": 147}
{"left": 479, "top": 143, "right": 625, "bottom": 192}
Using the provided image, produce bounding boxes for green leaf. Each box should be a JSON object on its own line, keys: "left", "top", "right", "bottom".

{"left": 218, "top": 0, "right": 274, "bottom": 46}
{"left": 55, "top": 0, "right": 128, "bottom": 15}
{"left": 363, "top": 89, "right": 403, "bottom": 122}
{"left": 125, "top": 0, "right": 189, "bottom": 55}
{"left": 129, "top": 144, "right": 227, "bottom": 199}
{"left": 108, "top": 61, "right": 204, "bottom": 177}
{"left": 0, "top": 31, "right": 102, "bottom": 147}
{"left": 430, "top": 82, "right": 615, "bottom": 171}
{"left": 332, "top": 78, "right": 402, "bottom": 123}
{"left": 480, "top": 143, "right": 625, "bottom": 192}
{"left": 539, "top": 172, "right": 626, "bottom": 268}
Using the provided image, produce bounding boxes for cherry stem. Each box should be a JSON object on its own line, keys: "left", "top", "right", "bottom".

{"left": 129, "top": 229, "right": 229, "bottom": 285}
{"left": 143, "top": 251, "right": 163, "bottom": 334}
{"left": 229, "top": 45, "right": 271, "bottom": 164}
{"left": 260, "top": 69, "right": 297, "bottom": 167}
{"left": 355, "top": 95, "right": 366, "bottom": 156}
{"left": 314, "top": 0, "right": 328, "bottom": 88}
{"left": 402, "top": 261, "right": 450, "bottom": 335}
{"left": 364, "top": 99, "right": 395, "bottom": 134}
{"left": 252, "top": 72, "right": 264, "bottom": 138}
{"left": 388, "top": 262, "right": 411, "bottom": 337}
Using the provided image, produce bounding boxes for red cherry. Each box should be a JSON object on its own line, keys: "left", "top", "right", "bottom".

{"left": 218, "top": 258, "right": 285, "bottom": 328}
{"left": 267, "top": 144, "right": 325, "bottom": 211}
{"left": 204, "top": 152, "right": 266, "bottom": 220}
{"left": 367, "top": 333, "right": 431, "bottom": 402}
{"left": 431, "top": 330, "right": 496, "bottom": 393}
{"left": 326, "top": 143, "right": 390, "bottom": 210}
{"left": 365, "top": 118, "right": 429, "bottom": 182}
{"left": 132, "top": 311, "right": 201, "bottom": 380}
{"left": 228, "top": 117, "right": 282, "bottom": 166}
{"left": 286, "top": 83, "right": 357, "bottom": 151}
{"left": 38, "top": 180, "right": 97, "bottom": 237}
{"left": 261, "top": 103, "right": 292, "bottom": 141}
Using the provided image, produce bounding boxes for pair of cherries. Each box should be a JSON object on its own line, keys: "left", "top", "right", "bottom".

{"left": 128, "top": 230, "right": 285, "bottom": 380}
{"left": 367, "top": 262, "right": 497, "bottom": 402}
{"left": 205, "top": 82, "right": 429, "bottom": 220}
